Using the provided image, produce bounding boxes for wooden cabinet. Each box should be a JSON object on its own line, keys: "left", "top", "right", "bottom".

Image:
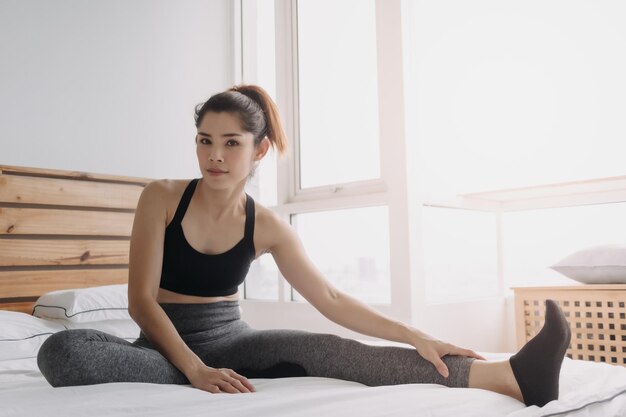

{"left": 512, "top": 285, "right": 626, "bottom": 367}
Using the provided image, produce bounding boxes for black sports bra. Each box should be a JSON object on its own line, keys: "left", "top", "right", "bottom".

{"left": 159, "top": 178, "right": 256, "bottom": 297}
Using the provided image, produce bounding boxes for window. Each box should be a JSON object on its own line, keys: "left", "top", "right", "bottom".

{"left": 242, "top": 1, "right": 405, "bottom": 317}
{"left": 291, "top": 206, "right": 391, "bottom": 304}
{"left": 504, "top": 202, "right": 626, "bottom": 289}
{"left": 296, "top": 0, "right": 380, "bottom": 189}
{"left": 422, "top": 206, "right": 498, "bottom": 304}
{"left": 403, "top": 0, "right": 626, "bottom": 303}
{"left": 245, "top": 253, "right": 280, "bottom": 300}
{"left": 406, "top": 0, "right": 626, "bottom": 199}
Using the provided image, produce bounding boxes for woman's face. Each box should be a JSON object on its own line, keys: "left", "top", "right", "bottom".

{"left": 195, "top": 111, "right": 259, "bottom": 189}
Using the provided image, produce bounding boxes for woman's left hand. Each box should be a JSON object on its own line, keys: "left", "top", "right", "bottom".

{"left": 408, "top": 329, "right": 487, "bottom": 378}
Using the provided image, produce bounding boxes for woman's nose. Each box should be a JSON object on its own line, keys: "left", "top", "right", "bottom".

{"left": 209, "top": 152, "right": 224, "bottom": 162}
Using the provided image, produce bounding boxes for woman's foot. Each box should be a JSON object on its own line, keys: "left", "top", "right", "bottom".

{"left": 509, "top": 299, "right": 572, "bottom": 407}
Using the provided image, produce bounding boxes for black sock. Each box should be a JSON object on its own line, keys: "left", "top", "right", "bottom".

{"left": 509, "top": 299, "right": 572, "bottom": 407}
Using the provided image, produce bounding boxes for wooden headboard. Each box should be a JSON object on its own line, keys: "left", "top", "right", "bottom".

{"left": 0, "top": 165, "right": 152, "bottom": 314}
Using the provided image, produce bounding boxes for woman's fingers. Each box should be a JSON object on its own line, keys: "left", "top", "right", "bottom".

{"left": 206, "top": 384, "right": 221, "bottom": 394}
{"left": 189, "top": 367, "right": 256, "bottom": 394}
{"left": 448, "top": 345, "right": 487, "bottom": 361}
{"left": 465, "top": 349, "right": 487, "bottom": 361}
{"left": 213, "top": 369, "right": 255, "bottom": 394}
{"left": 426, "top": 353, "right": 450, "bottom": 378}
{"left": 216, "top": 380, "right": 240, "bottom": 394}
{"left": 224, "top": 376, "right": 252, "bottom": 393}
{"left": 419, "top": 341, "right": 486, "bottom": 379}
{"left": 224, "top": 369, "right": 256, "bottom": 392}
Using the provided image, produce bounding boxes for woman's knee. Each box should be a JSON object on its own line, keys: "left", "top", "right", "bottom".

{"left": 37, "top": 329, "right": 97, "bottom": 387}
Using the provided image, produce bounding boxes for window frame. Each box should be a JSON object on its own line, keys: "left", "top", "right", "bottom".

{"left": 279, "top": 0, "right": 388, "bottom": 203}
{"left": 235, "top": 0, "right": 422, "bottom": 334}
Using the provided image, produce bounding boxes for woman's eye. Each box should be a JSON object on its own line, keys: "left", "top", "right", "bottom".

{"left": 199, "top": 138, "right": 210, "bottom": 145}
{"left": 227, "top": 140, "right": 239, "bottom": 146}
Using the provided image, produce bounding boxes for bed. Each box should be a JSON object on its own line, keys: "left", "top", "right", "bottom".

{"left": 1, "top": 164, "right": 625, "bottom": 417}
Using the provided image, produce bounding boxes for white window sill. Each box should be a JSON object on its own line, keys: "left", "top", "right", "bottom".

{"left": 423, "top": 175, "right": 626, "bottom": 212}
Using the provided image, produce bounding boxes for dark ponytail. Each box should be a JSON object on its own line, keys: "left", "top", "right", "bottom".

{"left": 194, "top": 84, "right": 289, "bottom": 157}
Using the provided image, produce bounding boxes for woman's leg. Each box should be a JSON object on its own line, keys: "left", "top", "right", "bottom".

{"left": 37, "top": 329, "right": 188, "bottom": 387}
{"left": 199, "top": 327, "right": 476, "bottom": 388}
{"left": 469, "top": 359, "right": 523, "bottom": 401}
{"left": 195, "top": 299, "right": 569, "bottom": 407}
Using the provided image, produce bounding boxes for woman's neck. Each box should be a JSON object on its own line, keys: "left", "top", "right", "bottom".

{"left": 195, "top": 179, "right": 247, "bottom": 222}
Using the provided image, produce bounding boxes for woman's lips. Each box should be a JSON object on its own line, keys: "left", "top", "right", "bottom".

{"left": 207, "top": 169, "right": 227, "bottom": 176}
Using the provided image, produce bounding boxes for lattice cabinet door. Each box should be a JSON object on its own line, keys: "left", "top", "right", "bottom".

{"left": 512, "top": 285, "right": 626, "bottom": 367}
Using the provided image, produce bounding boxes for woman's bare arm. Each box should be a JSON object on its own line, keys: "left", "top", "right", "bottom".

{"left": 127, "top": 181, "right": 254, "bottom": 393}
{"left": 266, "top": 212, "right": 412, "bottom": 342}
{"left": 267, "top": 212, "right": 485, "bottom": 378}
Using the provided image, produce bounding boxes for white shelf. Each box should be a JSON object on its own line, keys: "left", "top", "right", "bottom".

{"left": 423, "top": 175, "right": 626, "bottom": 212}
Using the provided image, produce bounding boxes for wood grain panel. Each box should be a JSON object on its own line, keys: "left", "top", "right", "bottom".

{"left": 0, "top": 269, "right": 128, "bottom": 299}
{"left": 0, "top": 174, "right": 145, "bottom": 209}
{"left": 0, "top": 165, "right": 150, "bottom": 313}
{"left": 0, "top": 207, "right": 135, "bottom": 236}
{"left": 0, "top": 300, "right": 36, "bottom": 314}
{"left": 0, "top": 239, "right": 130, "bottom": 266}
{"left": 0, "top": 164, "right": 152, "bottom": 184}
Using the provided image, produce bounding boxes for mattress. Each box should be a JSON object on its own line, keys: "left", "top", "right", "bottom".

{"left": 2, "top": 350, "right": 625, "bottom": 417}
{"left": 2, "top": 285, "right": 625, "bottom": 417}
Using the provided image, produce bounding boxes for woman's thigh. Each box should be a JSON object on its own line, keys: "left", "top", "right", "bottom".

{"left": 37, "top": 329, "right": 188, "bottom": 387}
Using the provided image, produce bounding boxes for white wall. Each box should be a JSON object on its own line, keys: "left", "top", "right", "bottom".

{"left": 0, "top": 0, "right": 234, "bottom": 179}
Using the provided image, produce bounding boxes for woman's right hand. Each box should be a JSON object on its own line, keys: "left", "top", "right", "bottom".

{"left": 186, "top": 365, "right": 256, "bottom": 394}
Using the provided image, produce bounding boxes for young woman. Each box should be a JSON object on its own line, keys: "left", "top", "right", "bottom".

{"left": 37, "top": 85, "right": 571, "bottom": 408}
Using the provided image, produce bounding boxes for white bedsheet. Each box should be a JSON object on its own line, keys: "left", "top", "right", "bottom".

{"left": 1, "top": 352, "right": 625, "bottom": 417}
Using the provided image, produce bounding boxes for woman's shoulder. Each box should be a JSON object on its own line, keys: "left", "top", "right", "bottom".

{"left": 138, "top": 179, "right": 194, "bottom": 224}
{"left": 253, "top": 201, "right": 297, "bottom": 255}
{"left": 253, "top": 201, "right": 282, "bottom": 228}
{"left": 146, "top": 178, "right": 191, "bottom": 189}
{"left": 142, "top": 178, "right": 194, "bottom": 199}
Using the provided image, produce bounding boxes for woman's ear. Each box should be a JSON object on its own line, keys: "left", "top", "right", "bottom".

{"left": 254, "top": 137, "right": 271, "bottom": 161}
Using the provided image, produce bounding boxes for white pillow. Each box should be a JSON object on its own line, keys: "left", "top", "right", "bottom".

{"left": 0, "top": 311, "right": 66, "bottom": 360}
{"left": 550, "top": 244, "right": 626, "bottom": 284}
{"left": 32, "top": 284, "right": 130, "bottom": 323}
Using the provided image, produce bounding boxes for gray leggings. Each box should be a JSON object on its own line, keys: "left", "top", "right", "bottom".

{"left": 37, "top": 301, "right": 475, "bottom": 388}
